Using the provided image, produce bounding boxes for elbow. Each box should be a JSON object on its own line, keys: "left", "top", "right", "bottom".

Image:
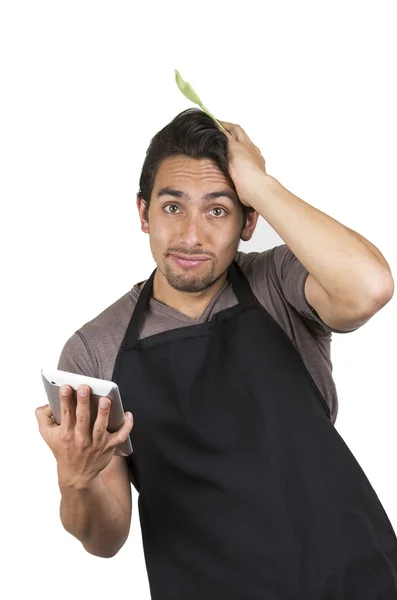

{"left": 379, "top": 272, "right": 394, "bottom": 304}
{"left": 354, "top": 270, "right": 395, "bottom": 316}
{"left": 82, "top": 542, "right": 122, "bottom": 559}
{"left": 367, "top": 271, "right": 394, "bottom": 313}
{"left": 82, "top": 532, "right": 129, "bottom": 559}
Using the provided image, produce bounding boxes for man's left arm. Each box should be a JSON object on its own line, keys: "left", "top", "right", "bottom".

{"left": 219, "top": 119, "right": 394, "bottom": 332}
{"left": 248, "top": 174, "right": 394, "bottom": 332}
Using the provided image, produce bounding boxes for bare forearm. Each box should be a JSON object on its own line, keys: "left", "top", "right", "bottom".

{"left": 249, "top": 174, "right": 393, "bottom": 304}
{"left": 59, "top": 474, "right": 130, "bottom": 558}
{"left": 346, "top": 227, "right": 393, "bottom": 274}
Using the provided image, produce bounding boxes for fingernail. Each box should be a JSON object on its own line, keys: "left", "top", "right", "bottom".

{"left": 99, "top": 398, "right": 109, "bottom": 409}
{"left": 60, "top": 386, "right": 69, "bottom": 395}
{"left": 80, "top": 386, "right": 88, "bottom": 397}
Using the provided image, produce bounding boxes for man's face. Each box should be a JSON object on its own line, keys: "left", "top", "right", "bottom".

{"left": 140, "top": 155, "right": 251, "bottom": 293}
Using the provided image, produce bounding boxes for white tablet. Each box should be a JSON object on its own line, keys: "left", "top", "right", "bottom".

{"left": 41, "top": 368, "right": 133, "bottom": 457}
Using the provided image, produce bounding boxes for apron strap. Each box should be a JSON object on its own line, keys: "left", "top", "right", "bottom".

{"left": 122, "top": 258, "right": 257, "bottom": 347}
{"left": 229, "top": 259, "right": 258, "bottom": 308}
{"left": 121, "top": 265, "right": 156, "bottom": 347}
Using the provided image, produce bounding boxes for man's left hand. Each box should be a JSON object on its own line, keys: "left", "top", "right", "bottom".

{"left": 218, "top": 120, "right": 267, "bottom": 208}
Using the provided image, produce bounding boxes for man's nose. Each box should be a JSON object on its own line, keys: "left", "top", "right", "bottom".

{"left": 179, "top": 213, "right": 203, "bottom": 247}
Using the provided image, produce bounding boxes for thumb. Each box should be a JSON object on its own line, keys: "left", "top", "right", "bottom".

{"left": 35, "top": 404, "right": 57, "bottom": 429}
{"left": 109, "top": 412, "right": 134, "bottom": 446}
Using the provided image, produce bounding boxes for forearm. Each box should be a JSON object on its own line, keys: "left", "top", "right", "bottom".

{"left": 346, "top": 227, "right": 393, "bottom": 273}
{"left": 59, "top": 474, "right": 130, "bottom": 558}
{"left": 250, "top": 174, "right": 393, "bottom": 304}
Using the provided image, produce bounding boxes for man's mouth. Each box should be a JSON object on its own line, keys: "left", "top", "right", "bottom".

{"left": 170, "top": 254, "right": 210, "bottom": 269}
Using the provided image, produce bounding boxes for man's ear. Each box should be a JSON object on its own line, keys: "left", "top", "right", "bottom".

{"left": 240, "top": 210, "right": 259, "bottom": 242}
{"left": 136, "top": 195, "right": 149, "bottom": 233}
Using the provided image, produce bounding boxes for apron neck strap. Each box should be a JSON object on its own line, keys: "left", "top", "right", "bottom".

{"left": 123, "top": 258, "right": 256, "bottom": 345}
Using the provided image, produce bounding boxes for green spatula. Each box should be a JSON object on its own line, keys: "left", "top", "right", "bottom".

{"left": 174, "top": 69, "right": 227, "bottom": 132}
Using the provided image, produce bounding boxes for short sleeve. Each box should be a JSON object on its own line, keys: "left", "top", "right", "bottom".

{"left": 57, "top": 332, "right": 128, "bottom": 458}
{"left": 57, "top": 330, "right": 99, "bottom": 378}
{"left": 271, "top": 244, "right": 355, "bottom": 337}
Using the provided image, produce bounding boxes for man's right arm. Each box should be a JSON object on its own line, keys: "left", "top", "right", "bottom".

{"left": 59, "top": 455, "right": 132, "bottom": 558}
{"left": 50, "top": 331, "right": 133, "bottom": 557}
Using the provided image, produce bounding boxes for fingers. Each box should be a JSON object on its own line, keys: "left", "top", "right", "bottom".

{"left": 59, "top": 385, "right": 76, "bottom": 435}
{"left": 219, "top": 120, "right": 264, "bottom": 162}
{"left": 92, "top": 398, "right": 134, "bottom": 451}
{"left": 218, "top": 120, "right": 248, "bottom": 143}
{"left": 218, "top": 120, "right": 235, "bottom": 137}
{"left": 92, "top": 396, "right": 112, "bottom": 445}
{"left": 35, "top": 404, "right": 57, "bottom": 429}
{"left": 107, "top": 411, "right": 134, "bottom": 449}
{"left": 75, "top": 385, "right": 92, "bottom": 445}
{"left": 218, "top": 120, "right": 234, "bottom": 132}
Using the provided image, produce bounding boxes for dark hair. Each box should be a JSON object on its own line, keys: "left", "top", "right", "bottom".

{"left": 137, "top": 108, "right": 255, "bottom": 228}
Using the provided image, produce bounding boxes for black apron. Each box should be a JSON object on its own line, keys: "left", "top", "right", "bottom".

{"left": 111, "top": 256, "right": 397, "bottom": 599}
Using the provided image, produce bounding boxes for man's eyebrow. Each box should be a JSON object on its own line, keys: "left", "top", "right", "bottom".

{"left": 156, "top": 187, "right": 238, "bottom": 204}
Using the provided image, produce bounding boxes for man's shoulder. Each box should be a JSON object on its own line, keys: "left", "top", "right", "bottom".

{"left": 234, "top": 245, "right": 283, "bottom": 280}
{"left": 57, "top": 288, "right": 138, "bottom": 378}
{"left": 77, "top": 288, "right": 137, "bottom": 342}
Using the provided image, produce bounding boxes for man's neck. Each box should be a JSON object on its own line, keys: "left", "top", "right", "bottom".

{"left": 139, "top": 271, "right": 228, "bottom": 319}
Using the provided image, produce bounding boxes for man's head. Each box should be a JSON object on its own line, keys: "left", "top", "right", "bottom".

{"left": 136, "top": 108, "right": 259, "bottom": 293}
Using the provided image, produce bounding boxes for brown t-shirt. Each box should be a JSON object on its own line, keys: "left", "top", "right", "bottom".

{"left": 57, "top": 244, "right": 356, "bottom": 425}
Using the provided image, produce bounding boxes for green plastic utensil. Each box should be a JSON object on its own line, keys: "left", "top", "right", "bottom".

{"left": 174, "top": 69, "right": 227, "bottom": 132}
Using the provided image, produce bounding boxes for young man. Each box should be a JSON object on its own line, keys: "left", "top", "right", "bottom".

{"left": 36, "top": 108, "right": 396, "bottom": 597}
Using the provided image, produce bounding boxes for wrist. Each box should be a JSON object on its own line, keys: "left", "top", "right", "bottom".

{"left": 58, "top": 469, "right": 102, "bottom": 493}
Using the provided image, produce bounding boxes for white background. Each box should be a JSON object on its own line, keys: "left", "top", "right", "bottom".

{"left": 1, "top": 1, "right": 396, "bottom": 598}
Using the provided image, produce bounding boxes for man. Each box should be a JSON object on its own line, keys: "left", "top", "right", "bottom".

{"left": 36, "top": 108, "right": 397, "bottom": 597}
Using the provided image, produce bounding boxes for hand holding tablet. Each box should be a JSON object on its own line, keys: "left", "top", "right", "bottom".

{"left": 37, "top": 369, "right": 134, "bottom": 489}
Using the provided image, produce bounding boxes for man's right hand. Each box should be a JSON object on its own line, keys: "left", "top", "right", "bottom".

{"left": 35, "top": 385, "right": 134, "bottom": 489}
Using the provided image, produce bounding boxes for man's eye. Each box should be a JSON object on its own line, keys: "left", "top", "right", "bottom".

{"left": 210, "top": 207, "right": 227, "bottom": 217}
{"left": 163, "top": 205, "right": 227, "bottom": 217}
{"left": 163, "top": 204, "right": 180, "bottom": 213}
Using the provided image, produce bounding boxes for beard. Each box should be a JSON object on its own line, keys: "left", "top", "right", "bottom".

{"left": 162, "top": 256, "right": 222, "bottom": 293}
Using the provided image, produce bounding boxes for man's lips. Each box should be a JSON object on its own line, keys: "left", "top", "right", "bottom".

{"left": 170, "top": 254, "right": 210, "bottom": 268}
{"left": 171, "top": 253, "right": 210, "bottom": 261}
